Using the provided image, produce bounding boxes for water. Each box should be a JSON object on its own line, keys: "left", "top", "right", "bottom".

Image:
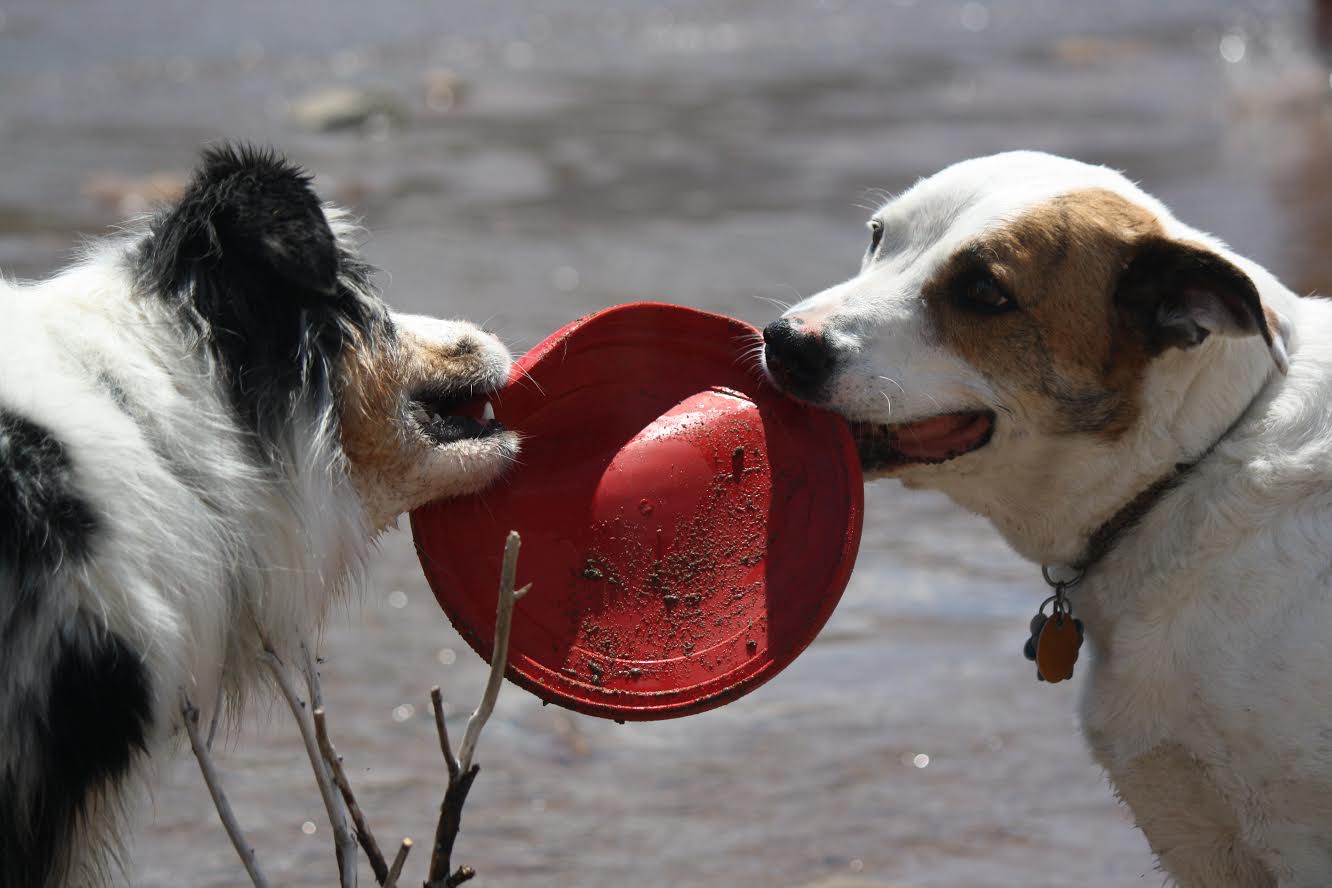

{"left": 4, "top": 1, "right": 1332, "bottom": 885}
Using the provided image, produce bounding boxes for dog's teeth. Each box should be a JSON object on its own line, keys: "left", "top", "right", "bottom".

{"left": 482, "top": 401, "right": 495, "bottom": 422}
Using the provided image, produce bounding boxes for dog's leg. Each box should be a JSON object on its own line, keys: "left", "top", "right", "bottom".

{"left": 1102, "top": 742, "right": 1275, "bottom": 888}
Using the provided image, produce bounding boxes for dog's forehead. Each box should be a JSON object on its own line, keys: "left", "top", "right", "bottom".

{"left": 873, "top": 151, "right": 1158, "bottom": 263}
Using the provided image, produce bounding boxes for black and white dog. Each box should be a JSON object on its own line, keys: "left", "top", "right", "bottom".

{"left": 0, "top": 146, "right": 519, "bottom": 887}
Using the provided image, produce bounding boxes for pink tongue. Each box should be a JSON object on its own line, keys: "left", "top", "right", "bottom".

{"left": 891, "top": 414, "right": 988, "bottom": 460}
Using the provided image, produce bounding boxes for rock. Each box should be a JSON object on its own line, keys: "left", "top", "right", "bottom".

{"left": 82, "top": 171, "right": 189, "bottom": 215}
{"left": 796, "top": 880, "right": 917, "bottom": 888}
{"left": 287, "top": 87, "right": 408, "bottom": 133}
{"left": 423, "top": 68, "right": 469, "bottom": 114}
{"left": 1050, "top": 37, "right": 1151, "bottom": 66}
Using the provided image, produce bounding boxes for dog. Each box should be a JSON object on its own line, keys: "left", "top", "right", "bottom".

{"left": 761, "top": 151, "right": 1332, "bottom": 887}
{"left": 0, "top": 145, "right": 519, "bottom": 887}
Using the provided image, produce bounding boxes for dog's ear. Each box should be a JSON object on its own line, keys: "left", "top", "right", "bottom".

{"left": 145, "top": 144, "right": 341, "bottom": 302}
{"left": 1115, "top": 236, "right": 1289, "bottom": 374}
{"left": 140, "top": 144, "right": 378, "bottom": 437}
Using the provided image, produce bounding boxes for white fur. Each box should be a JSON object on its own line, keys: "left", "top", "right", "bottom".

{"left": 778, "top": 151, "right": 1331, "bottom": 886}
{"left": 0, "top": 207, "right": 515, "bottom": 885}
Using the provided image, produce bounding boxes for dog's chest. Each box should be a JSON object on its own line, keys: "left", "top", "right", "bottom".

{"left": 1078, "top": 557, "right": 1332, "bottom": 870}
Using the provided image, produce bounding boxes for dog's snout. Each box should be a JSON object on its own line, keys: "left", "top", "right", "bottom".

{"left": 762, "top": 318, "right": 837, "bottom": 400}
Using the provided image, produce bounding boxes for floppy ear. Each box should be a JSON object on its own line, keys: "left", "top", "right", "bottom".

{"left": 1115, "top": 236, "right": 1289, "bottom": 374}
{"left": 140, "top": 144, "right": 381, "bottom": 439}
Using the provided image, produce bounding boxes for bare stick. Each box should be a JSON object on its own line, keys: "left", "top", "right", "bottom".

{"left": 300, "top": 641, "right": 326, "bottom": 711}
{"left": 314, "top": 707, "right": 389, "bottom": 884}
{"left": 182, "top": 697, "right": 271, "bottom": 888}
{"left": 457, "top": 531, "right": 529, "bottom": 774}
{"left": 304, "top": 642, "right": 386, "bottom": 880}
{"left": 381, "top": 838, "right": 412, "bottom": 888}
{"left": 260, "top": 647, "right": 358, "bottom": 888}
{"left": 430, "top": 686, "right": 460, "bottom": 782}
{"left": 445, "top": 865, "right": 476, "bottom": 887}
{"left": 425, "top": 764, "right": 480, "bottom": 888}
{"left": 205, "top": 677, "right": 226, "bottom": 752}
{"left": 427, "top": 530, "right": 529, "bottom": 887}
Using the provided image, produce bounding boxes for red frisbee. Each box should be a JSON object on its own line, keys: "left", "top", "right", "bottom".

{"left": 410, "top": 303, "right": 863, "bottom": 720}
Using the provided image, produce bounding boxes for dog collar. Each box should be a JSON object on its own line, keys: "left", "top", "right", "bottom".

{"left": 1022, "top": 460, "right": 1196, "bottom": 684}
{"left": 1025, "top": 381, "right": 1269, "bottom": 683}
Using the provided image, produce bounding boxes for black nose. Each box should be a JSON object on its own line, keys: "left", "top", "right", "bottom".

{"left": 762, "top": 318, "right": 837, "bottom": 400}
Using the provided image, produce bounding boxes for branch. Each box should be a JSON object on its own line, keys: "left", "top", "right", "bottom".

{"left": 182, "top": 697, "right": 271, "bottom": 888}
{"left": 458, "top": 531, "right": 530, "bottom": 774}
{"left": 382, "top": 838, "right": 412, "bottom": 888}
{"left": 426, "top": 530, "right": 528, "bottom": 888}
{"left": 300, "top": 641, "right": 326, "bottom": 712}
{"left": 425, "top": 767, "right": 480, "bottom": 888}
{"left": 260, "top": 644, "right": 359, "bottom": 887}
{"left": 197, "top": 529, "right": 528, "bottom": 888}
{"left": 205, "top": 677, "right": 226, "bottom": 752}
{"left": 315, "top": 707, "right": 390, "bottom": 884}
{"left": 431, "top": 687, "right": 460, "bottom": 782}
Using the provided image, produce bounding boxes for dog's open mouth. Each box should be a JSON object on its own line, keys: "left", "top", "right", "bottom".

{"left": 852, "top": 410, "right": 995, "bottom": 471}
{"left": 408, "top": 390, "right": 505, "bottom": 446}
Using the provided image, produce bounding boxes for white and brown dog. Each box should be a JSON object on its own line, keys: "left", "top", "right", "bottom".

{"left": 762, "top": 151, "right": 1332, "bottom": 887}
{"left": 0, "top": 146, "right": 518, "bottom": 887}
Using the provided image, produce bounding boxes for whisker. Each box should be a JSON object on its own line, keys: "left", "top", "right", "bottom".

{"left": 508, "top": 363, "right": 546, "bottom": 398}
{"left": 876, "top": 375, "right": 907, "bottom": 398}
{"left": 732, "top": 335, "right": 771, "bottom": 382}
{"left": 853, "top": 187, "right": 895, "bottom": 212}
{"left": 750, "top": 293, "right": 792, "bottom": 311}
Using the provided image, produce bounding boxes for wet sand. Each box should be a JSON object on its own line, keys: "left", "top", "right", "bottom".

{"left": 3, "top": 1, "right": 1331, "bottom": 885}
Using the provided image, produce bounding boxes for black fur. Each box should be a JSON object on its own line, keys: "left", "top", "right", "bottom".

{"left": 0, "top": 631, "right": 153, "bottom": 888}
{"left": 1116, "top": 236, "right": 1273, "bottom": 356}
{"left": 0, "top": 410, "right": 98, "bottom": 617}
{"left": 136, "top": 144, "right": 379, "bottom": 444}
{"left": 0, "top": 411, "right": 148, "bottom": 888}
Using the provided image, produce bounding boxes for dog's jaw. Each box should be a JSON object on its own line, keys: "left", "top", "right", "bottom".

{"left": 339, "top": 313, "right": 520, "bottom": 530}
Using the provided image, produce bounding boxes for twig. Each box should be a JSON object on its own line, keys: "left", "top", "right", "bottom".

{"left": 445, "top": 865, "right": 476, "bottom": 887}
{"left": 425, "top": 766, "right": 480, "bottom": 888}
{"left": 315, "top": 706, "right": 389, "bottom": 884}
{"left": 300, "top": 641, "right": 325, "bottom": 712}
{"left": 426, "top": 530, "right": 529, "bottom": 888}
{"left": 200, "top": 529, "right": 528, "bottom": 888}
{"left": 382, "top": 838, "right": 412, "bottom": 888}
{"left": 182, "top": 697, "right": 271, "bottom": 888}
{"left": 430, "top": 687, "right": 460, "bottom": 782}
{"left": 205, "top": 677, "right": 226, "bottom": 752}
{"left": 458, "top": 531, "right": 530, "bottom": 774}
{"left": 260, "top": 645, "right": 359, "bottom": 888}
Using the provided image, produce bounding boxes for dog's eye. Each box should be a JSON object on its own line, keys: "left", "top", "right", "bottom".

{"left": 957, "top": 274, "right": 1015, "bottom": 314}
{"left": 866, "top": 219, "right": 884, "bottom": 255}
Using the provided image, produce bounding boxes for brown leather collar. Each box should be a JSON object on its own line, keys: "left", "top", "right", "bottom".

{"left": 1072, "top": 460, "right": 1196, "bottom": 574}
{"left": 1057, "top": 402, "right": 1257, "bottom": 581}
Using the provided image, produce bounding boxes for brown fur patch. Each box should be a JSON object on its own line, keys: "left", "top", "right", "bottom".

{"left": 334, "top": 323, "right": 507, "bottom": 524}
{"left": 922, "top": 188, "right": 1163, "bottom": 439}
{"left": 336, "top": 326, "right": 412, "bottom": 496}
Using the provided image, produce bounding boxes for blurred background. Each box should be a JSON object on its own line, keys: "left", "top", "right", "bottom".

{"left": 4, "top": 1, "right": 1331, "bottom": 885}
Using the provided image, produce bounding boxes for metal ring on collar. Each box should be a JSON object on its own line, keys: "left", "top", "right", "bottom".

{"left": 1041, "top": 564, "right": 1086, "bottom": 590}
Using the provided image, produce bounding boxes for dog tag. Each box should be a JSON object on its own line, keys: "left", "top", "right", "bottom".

{"left": 1035, "top": 614, "right": 1083, "bottom": 683}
